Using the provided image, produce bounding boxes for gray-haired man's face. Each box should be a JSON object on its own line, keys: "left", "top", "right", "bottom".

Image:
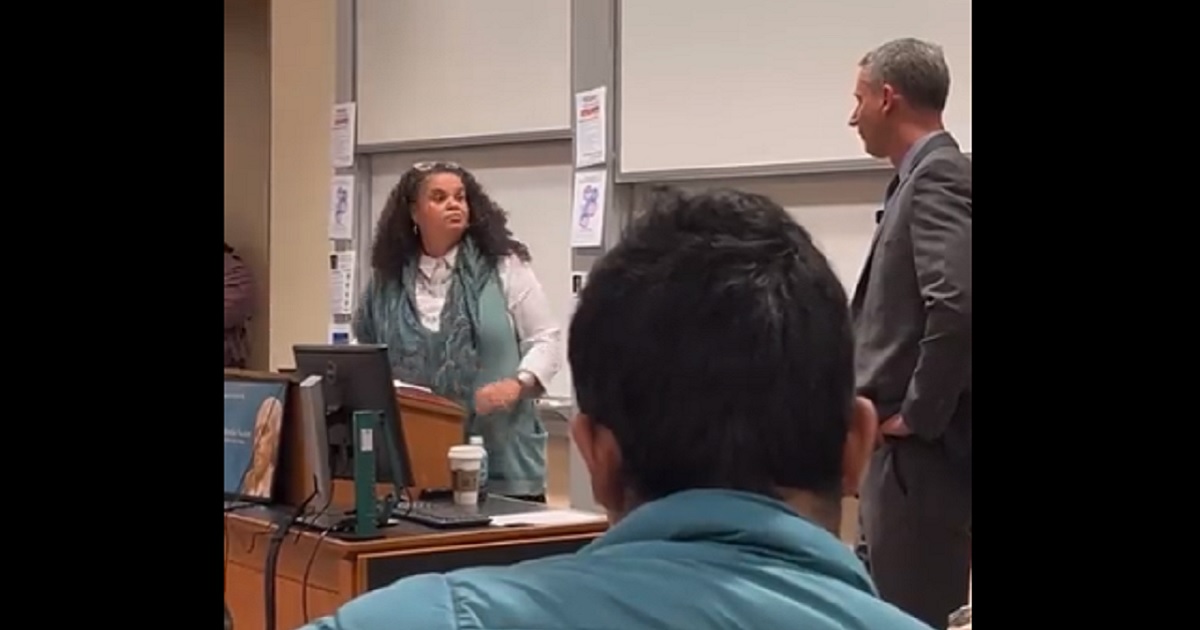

{"left": 848, "top": 67, "right": 891, "bottom": 159}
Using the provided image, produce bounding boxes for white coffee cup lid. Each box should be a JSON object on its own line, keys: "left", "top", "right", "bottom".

{"left": 448, "top": 445, "right": 484, "bottom": 459}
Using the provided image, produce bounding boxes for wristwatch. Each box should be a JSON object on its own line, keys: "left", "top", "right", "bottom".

{"left": 515, "top": 370, "right": 540, "bottom": 397}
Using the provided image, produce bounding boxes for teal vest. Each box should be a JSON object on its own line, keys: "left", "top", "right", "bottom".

{"left": 466, "top": 275, "right": 546, "bottom": 496}
{"left": 352, "top": 245, "right": 546, "bottom": 497}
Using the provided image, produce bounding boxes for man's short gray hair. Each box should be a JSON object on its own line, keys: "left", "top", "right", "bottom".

{"left": 859, "top": 38, "right": 951, "bottom": 112}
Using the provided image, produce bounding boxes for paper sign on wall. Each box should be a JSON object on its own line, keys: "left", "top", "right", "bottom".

{"left": 328, "top": 322, "right": 352, "bottom": 345}
{"left": 329, "top": 175, "right": 356, "bottom": 240}
{"left": 331, "top": 102, "right": 357, "bottom": 168}
{"left": 574, "top": 87, "right": 607, "bottom": 168}
{"left": 570, "top": 169, "right": 607, "bottom": 248}
{"left": 329, "top": 251, "right": 356, "bottom": 316}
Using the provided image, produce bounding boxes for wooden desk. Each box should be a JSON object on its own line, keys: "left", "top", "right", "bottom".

{"left": 224, "top": 502, "right": 607, "bottom": 630}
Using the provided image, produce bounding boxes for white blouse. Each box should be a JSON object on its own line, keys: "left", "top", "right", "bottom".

{"left": 414, "top": 246, "right": 563, "bottom": 389}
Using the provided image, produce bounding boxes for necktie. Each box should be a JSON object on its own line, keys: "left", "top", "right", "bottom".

{"left": 875, "top": 175, "right": 900, "bottom": 224}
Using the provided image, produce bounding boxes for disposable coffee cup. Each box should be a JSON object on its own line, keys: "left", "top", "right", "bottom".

{"left": 448, "top": 444, "right": 486, "bottom": 506}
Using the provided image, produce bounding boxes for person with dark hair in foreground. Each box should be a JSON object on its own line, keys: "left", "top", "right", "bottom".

{"left": 299, "top": 188, "right": 930, "bottom": 630}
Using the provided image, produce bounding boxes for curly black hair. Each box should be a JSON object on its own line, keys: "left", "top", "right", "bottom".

{"left": 370, "top": 162, "right": 531, "bottom": 283}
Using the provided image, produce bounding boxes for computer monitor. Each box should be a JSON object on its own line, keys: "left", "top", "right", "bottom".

{"left": 223, "top": 370, "right": 290, "bottom": 503}
{"left": 292, "top": 344, "right": 413, "bottom": 493}
{"left": 297, "top": 374, "right": 332, "bottom": 510}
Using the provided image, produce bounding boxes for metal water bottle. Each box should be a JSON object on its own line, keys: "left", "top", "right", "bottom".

{"left": 469, "top": 435, "right": 489, "bottom": 501}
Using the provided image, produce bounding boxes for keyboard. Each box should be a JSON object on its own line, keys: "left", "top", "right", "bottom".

{"left": 223, "top": 500, "right": 259, "bottom": 513}
{"left": 393, "top": 501, "right": 493, "bottom": 529}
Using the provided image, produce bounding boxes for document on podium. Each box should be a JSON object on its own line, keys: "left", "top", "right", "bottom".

{"left": 490, "top": 509, "right": 607, "bottom": 528}
{"left": 393, "top": 379, "right": 433, "bottom": 394}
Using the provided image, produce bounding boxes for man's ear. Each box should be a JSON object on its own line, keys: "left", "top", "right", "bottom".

{"left": 841, "top": 397, "right": 878, "bottom": 496}
{"left": 570, "top": 413, "right": 599, "bottom": 474}
{"left": 570, "top": 413, "right": 622, "bottom": 513}
{"left": 880, "top": 83, "right": 897, "bottom": 115}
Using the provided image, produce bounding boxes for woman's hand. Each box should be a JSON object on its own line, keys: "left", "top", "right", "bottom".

{"left": 474, "top": 378, "right": 523, "bottom": 415}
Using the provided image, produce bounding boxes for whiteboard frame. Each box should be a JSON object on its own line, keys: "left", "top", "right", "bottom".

{"left": 353, "top": 0, "right": 573, "bottom": 153}
{"left": 612, "top": 0, "right": 969, "bottom": 184}
{"left": 357, "top": 128, "right": 571, "bottom": 156}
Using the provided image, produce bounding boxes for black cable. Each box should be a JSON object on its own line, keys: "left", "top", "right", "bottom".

{"left": 295, "top": 471, "right": 340, "bottom": 623}
{"left": 263, "top": 513, "right": 292, "bottom": 630}
{"left": 300, "top": 526, "right": 333, "bottom": 622}
{"left": 393, "top": 485, "right": 415, "bottom": 517}
{"left": 297, "top": 481, "right": 411, "bottom": 625}
{"left": 295, "top": 474, "right": 336, "bottom": 541}
{"left": 263, "top": 488, "right": 317, "bottom": 630}
{"left": 224, "top": 499, "right": 261, "bottom": 622}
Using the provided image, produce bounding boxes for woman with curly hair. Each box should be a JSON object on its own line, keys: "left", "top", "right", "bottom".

{"left": 353, "top": 161, "right": 563, "bottom": 502}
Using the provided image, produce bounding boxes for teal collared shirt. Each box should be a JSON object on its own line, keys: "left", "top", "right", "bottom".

{"left": 299, "top": 489, "right": 933, "bottom": 630}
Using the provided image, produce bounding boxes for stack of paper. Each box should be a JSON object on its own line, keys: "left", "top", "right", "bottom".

{"left": 490, "top": 509, "right": 607, "bottom": 528}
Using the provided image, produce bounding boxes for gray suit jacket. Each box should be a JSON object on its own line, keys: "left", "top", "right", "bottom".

{"left": 851, "top": 131, "right": 971, "bottom": 463}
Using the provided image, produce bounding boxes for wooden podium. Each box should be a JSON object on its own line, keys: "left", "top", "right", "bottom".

{"left": 277, "top": 385, "right": 466, "bottom": 507}
{"left": 388, "top": 386, "right": 467, "bottom": 491}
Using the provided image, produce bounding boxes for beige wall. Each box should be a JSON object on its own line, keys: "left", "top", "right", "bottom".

{"left": 225, "top": 0, "right": 337, "bottom": 370}
{"left": 224, "top": 0, "right": 271, "bottom": 369}
{"left": 269, "top": 0, "right": 338, "bottom": 370}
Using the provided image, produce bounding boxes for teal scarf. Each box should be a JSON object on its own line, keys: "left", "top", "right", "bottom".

{"left": 352, "top": 238, "right": 546, "bottom": 496}
{"left": 394, "top": 239, "right": 489, "bottom": 413}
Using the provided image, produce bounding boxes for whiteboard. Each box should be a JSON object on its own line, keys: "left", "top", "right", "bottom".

{"left": 618, "top": 0, "right": 972, "bottom": 175}
{"left": 356, "top": 0, "right": 572, "bottom": 147}
{"left": 366, "top": 142, "right": 575, "bottom": 398}
{"left": 632, "top": 171, "right": 892, "bottom": 293}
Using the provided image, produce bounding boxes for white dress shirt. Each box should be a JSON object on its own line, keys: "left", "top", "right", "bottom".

{"left": 415, "top": 246, "right": 563, "bottom": 389}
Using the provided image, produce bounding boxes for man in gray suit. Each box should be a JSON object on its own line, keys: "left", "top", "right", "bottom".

{"left": 848, "top": 37, "right": 972, "bottom": 629}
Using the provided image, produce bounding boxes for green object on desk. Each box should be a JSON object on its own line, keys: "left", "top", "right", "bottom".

{"left": 352, "top": 410, "right": 380, "bottom": 537}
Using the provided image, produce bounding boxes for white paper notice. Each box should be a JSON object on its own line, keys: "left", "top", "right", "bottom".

{"left": 392, "top": 379, "right": 433, "bottom": 394}
{"left": 329, "top": 175, "right": 356, "bottom": 240}
{"left": 573, "top": 87, "right": 607, "bottom": 168}
{"left": 331, "top": 102, "right": 357, "bottom": 168}
{"left": 328, "top": 322, "right": 352, "bottom": 345}
{"left": 329, "top": 251, "right": 356, "bottom": 315}
{"left": 571, "top": 169, "right": 607, "bottom": 248}
{"left": 490, "top": 509, "right": 607, "bottom": 528}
